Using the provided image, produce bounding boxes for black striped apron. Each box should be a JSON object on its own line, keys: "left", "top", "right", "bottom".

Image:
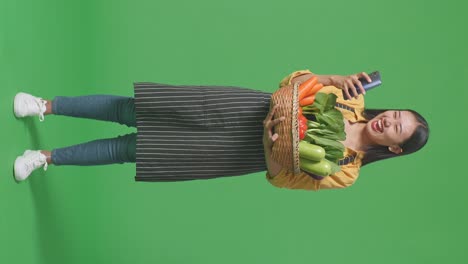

{"left": 133, "top": 82, "right": 271, "bottom": 182}
{"left": 133, "top": 83, "right": 357, "bottom": 182}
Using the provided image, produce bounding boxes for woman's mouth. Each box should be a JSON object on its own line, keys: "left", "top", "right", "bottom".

{"left": 372, "top": 119, "right": 384, "bottom": 133}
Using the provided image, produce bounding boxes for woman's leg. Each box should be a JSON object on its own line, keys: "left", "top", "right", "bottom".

{"left": 44, "top": 132, "right": 136, "bottom": 166}
{"left": 45, "top": 94, "right": 136, "bottom": 128}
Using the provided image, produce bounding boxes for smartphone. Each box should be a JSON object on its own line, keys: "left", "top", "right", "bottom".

{"left": 342, "top": 71, "right": 382, "bottom": 100}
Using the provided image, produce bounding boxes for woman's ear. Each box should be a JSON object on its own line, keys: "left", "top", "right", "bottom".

{"left": 388, "top": 145, "right": 403, "bottom": 154}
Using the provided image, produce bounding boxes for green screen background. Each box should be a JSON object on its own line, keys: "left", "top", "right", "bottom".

{"left": 1, "top": 0, "right": 466, "bottom": 263}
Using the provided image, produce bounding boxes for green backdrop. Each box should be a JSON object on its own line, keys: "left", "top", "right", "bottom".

{"left": 1, "top": 0, "right": 466, "bottom": 263}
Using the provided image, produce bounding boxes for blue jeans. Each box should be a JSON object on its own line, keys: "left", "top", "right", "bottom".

{"left": 50, "top": 95, "right": 137, "bottom": 166}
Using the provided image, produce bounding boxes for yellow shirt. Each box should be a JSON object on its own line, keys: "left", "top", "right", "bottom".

{"left": 266, "top": 69, "right": 368, "bottom": 191}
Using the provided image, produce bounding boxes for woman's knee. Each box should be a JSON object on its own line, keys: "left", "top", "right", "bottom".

{"left": 117, "top": 97, "right": 136, "bottom": 127}
{"left": 122, "top": 133, "right": 136, "bottom": 162}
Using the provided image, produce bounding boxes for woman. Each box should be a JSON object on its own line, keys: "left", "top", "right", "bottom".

{"left": 13, "top": 69, "right": 429, "bottom": 191}
{"left": 264, "top": 70, "right": 430, "bottom": 191}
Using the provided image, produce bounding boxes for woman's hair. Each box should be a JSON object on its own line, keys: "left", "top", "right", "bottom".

{"left": 360, "top": 108, "right": 430, "bottom": 167}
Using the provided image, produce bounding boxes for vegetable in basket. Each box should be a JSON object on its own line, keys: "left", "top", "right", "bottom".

{"left": 298, "top": 77, "right": 323, "bottom": 105}
{"left": 298, "top": 76, "right": 318, "bottom": 100}
{"left": 300, "top": 157, "right": 332, "bottom": 177}
{"left": 298, "top": 92, "right": 348, "bottom": 176}
{"left": 298, "top": 113, "right": 307, "bottom": 140}
{"left": 298, "top": 141, "right": 335, "bottom": 177}
{"left": 298, "top": 141, "right": 325, "bottom": 161}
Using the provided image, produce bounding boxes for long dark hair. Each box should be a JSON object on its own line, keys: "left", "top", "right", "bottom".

{"left": 360, "top": 109, "right": 430, "bottom": 167}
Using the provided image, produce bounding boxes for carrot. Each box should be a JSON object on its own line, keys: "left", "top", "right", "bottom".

{"left": 298, "top": 77, "right": 314, "bottom": 93}
{"left": 299, "top": 95, "right": 316, "bottom": 107}
{"left": 307, "top": 83, "right": 324, "bottom": 97}
{"left": 298, "top": 76, "right": 318, "bottom": 101}
{"left": 298, "top": 106, "right": 303, "bottom": 116}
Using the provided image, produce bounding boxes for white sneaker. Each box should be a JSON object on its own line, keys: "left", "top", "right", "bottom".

{"left": 14, "top": 92, "right": 48, "bottom": 122}
{"left": 14, "top": 150, "right": 49, "bottom": 182}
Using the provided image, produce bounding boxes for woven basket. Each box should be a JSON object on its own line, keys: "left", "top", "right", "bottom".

{"left": 270, "top": 82, "right": 301, "bottom": 175}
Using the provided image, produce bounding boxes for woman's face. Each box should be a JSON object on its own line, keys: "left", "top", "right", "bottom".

{"left": 364, "top": 110, "right": 419, "bottom": 153}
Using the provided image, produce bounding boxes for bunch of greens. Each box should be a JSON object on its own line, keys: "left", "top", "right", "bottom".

{"left": 301, "top": 92, "right": 347, "bottom": 174}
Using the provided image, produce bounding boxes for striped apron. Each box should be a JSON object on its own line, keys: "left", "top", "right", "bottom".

{"left": 133, "top": 82, "right": 272, "bottom": 182}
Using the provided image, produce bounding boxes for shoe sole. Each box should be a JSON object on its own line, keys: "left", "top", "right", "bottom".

{"left": 14, "top": 92, "right": 27, "bottom": 118}
{"left": 14, "top": 155, "right": 28, "bottom": 182}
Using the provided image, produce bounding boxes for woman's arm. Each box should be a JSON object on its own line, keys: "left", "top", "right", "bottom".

{"left": 291, "top": 73, "right": 337, "bottom": 86}
{"left": 291, "top": 72, "right": 373, "bottom": 99}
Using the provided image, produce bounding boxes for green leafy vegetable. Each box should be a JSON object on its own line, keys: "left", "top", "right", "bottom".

{"left": 300, "top": 92, "right": 347, "bottom": 170}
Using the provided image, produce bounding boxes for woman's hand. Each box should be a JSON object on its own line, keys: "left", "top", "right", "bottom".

{"left": 263, "top": 103, "right": 286, "bottom": 151}
{"left": 331, "top": 72, "right": 372, "bottom": 99}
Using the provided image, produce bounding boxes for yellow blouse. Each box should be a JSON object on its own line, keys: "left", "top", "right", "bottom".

{"left": 267, "top": 69, "right": 368, "bottom": 191}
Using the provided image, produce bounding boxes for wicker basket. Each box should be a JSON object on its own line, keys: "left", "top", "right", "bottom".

{"left": 270, "top": 82, "right": 301, "bottom": 175}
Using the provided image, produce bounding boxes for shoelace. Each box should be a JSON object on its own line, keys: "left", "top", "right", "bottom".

{"left": 26, "top": 152, "right": 49, "bottom": 172}
{"left": 36, "top": 98, "right": 47, "bottom": 122}
{"left": 43, "top": 159, "right": 49, "bottom": 171}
